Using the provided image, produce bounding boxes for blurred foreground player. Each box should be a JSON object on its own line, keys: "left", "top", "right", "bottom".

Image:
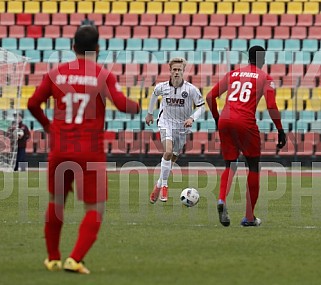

{"left": 206, "top": 46, "right": 286, "bottom": 227}
{"left": 28, "top": 25, "right": 140, "bottom": 273}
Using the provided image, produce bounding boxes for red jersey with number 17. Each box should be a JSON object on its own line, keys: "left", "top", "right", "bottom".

{"left": 28, "top": 58, "right": 139, "bottom": 154}
{"left": 207, "top": 64, "right": 282, "bottom": 129}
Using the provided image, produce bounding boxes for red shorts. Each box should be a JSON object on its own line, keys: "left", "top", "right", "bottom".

{"left": 218, "top": 119, "right": 261, "bottom": 161}
{"left": 48, "top": 152, "right": 107, "bottom": 203}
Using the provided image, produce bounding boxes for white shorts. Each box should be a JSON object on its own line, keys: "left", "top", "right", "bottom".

{"left": 159, "top": 127, "right": 190, "bottom": 156}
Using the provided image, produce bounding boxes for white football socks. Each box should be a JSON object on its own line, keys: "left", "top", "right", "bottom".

{"left": 157, "top": 157, "right": 172, "bottom": 187}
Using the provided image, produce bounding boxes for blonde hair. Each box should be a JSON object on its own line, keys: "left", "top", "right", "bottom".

{"left": 169, "top": 57, "right": 187, "bottom": 70}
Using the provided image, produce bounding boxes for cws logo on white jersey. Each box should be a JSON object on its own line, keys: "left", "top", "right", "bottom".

{"left": 152, "top": 81, "right": 205, "bottom": 126}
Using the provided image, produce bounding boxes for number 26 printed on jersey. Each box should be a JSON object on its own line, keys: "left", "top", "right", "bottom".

{"left": 228, "top": 81, "right": 253, "bottom": 103}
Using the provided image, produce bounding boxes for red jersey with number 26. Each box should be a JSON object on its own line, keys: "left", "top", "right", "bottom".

{"left": 207, "top": 64, "right": 282, "bottom": 129}
{"left": 28, "top": 58, "right": 139, "bottom": 154}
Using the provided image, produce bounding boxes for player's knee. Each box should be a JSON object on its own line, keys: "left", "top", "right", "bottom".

{"left": 163, "top": 152, "right": 173, "bottom": 160}
{"left": 247, "top": 157, "right": 260, "bottom": 172}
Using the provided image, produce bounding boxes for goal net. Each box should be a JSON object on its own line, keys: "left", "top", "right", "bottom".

{"left": 0, "top": 48, "right": 28, "bottom": 172}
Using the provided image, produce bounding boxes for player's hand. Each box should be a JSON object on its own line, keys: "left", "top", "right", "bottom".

{"left": 184, "top": 118, "right": 194, "bottom": 128}
{"left": 214, "top": 116, "right": 219, "bottom": 130}
{"left": 277, "top": 129, "right": 286, "bottom": 149}
{"left": 145, "top": 113, "right": 154, "bottom": 126}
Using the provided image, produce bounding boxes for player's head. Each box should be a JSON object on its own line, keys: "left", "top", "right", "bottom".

{"left": 13, "top": 112, "right": 22, "bottom": 123}
{"left": 73, "top": 25, "right": 99, "bottom": 57}
{"left": 248, "top": 46, "right": 265, "bottom": 69}
{"left": 169, "top": 57, "right": 187, "bottom": 86}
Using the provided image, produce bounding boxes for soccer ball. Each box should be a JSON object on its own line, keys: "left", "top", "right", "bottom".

{"left": 180, "top": 188, "right": 200, "bottom": 207}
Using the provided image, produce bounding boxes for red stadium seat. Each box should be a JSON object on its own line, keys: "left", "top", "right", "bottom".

{"left": 256, "top": 26, "right": 272, "bottom": 40}
{"left": 34, "top": 62, "right": 50, "bottom": 75}
{"left": 297, "top": 14, "right": 313, "bottom": 27}
{"left": 26, "top": 26, "right": 43, "bottom": 39}
{"left": 34, "top": 14, "right": 50, "bottom": 26}
{"left": 124, "top": 64, "right": 140, "bottom": 76}
{"left": 282, "top": 75, "right": 297, "bottom": 87}
{"left": 118, "top": 74, "right": 135, "bottom": 87}
{"left": 288, "top": 64, "right": 304, "bottom": 77}
{"left": 291, "top": 27, "right": 307, "bottom": 40}
{"left": 140, "top": 14, "right": 156, "bottom": 26}
{"left": 278, "top": 133, "right": 296, "bottom": 156}
{"left": 262, "top": 14, "right": 278, "bottom": 26}
{"left": 190, "top": 75, "right": 208, "bottom": 88}
{"left": 198, "top": 64, "right": 213, "bottom": 76}
{"left": 220, "top": 27, "right": 236, "bottom": 39}
{"left": 142, "top": 131, "right": 163, "bottom": 154}
{"left": 174, "top": 14, "right": 190, "bottom": 26}
{"left": 62, "top": 26, "right": 77, "bottom": 38}
{"left": 69, "top": 14, "right": 85, "bottom": 26}
{"left": 274, "top": 26, "right": 290, "bottom": 39}
{"left": 122, "top": 13, "right": 139, "bottom": 26}
{"left": 150, "top": 26, "right": 166, "bottom": 39}
{"left": 98, "top": 26, "right": 114, "bottom": 39}
{"left": 214, "top": 64, "right": 228, "bottom": 77}
{"left": 308, "top": 27, "right": 321, "bottom": 40}
{"left": 52, "top": 14, "right": 68, "bottom": 26}
{"left": 107, "top": 63, "right": 123, "bottom": 76}
{"left": 9, "top": 26, "right": 25, "bottom": 38}
{"left": 87, "top": 14, "right": 103, "bottom": 26}
{"left": 157, "top": 14, "right": 173, "bottom": 26}
{"left": 104, "top": 14, "right": 121, "bottom": 26}
{"left": 209, "top": 14, "right": 226, "bottom": 26}
{"left": 16, "top": 14, "right": 32, "bottom": 26}
{"left": 142, "top": 63, "right": 159, "bottom": 77}
{"left": 244, "top": 14, "right": 260, "bottom": 26}
{"left": 185, "top": 26, "right": 201, "bottom": 39}
{"left": 133, "top": 26, "right": 149, "bottom": 39}
{"left": 314, "top": 15, "right": 321, "bottom": 26}
{"left": 44, "top": 26, "right": 60, "bottom": 38}
{"left": 0, "top": 13, "right": 15, "bottom": 26}
{"left": 160, "top": 64, "right": 171, "bottom": 77}
{"left": 270, "top": 64, "right": 286, "bottom": 77}
{"left": 203, "top": 26, "right": 219, "bottom": 39}
{"left": 227, "top": 14, "right": 243, "bottom": 27}
{"left": 115, "top": 26, "right": 131, "bottom": 39}
{"left": 238, "top": 26, "right": 254, "bottom": 40}
{"left": 28, "top": 74, "right": 44, "bottom": 86}
{"left": 192, "top": 14, "right": 208, "bottom": 27}
{"left": 0, "top": 26, "right": 7, "bottom": 38}
{"left": 280, "top": 14, "right": 296, "bottom": 26}
{"left": 167, "top": 26, "right": 184, "bottom": 39}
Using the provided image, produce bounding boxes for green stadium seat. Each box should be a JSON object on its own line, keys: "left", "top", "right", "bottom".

{"left": 132, "top": 51, "right": 150, "bottom": 64}
{"left": 115, "top": 51, "right": 132, "bottom": 64}
{"left": 204, "top": 51, "right": 221, "bottom": 64}
{"left": 108, "top": 39, "right": 125, "bottom": 51}
{"left": 265, "top": 51, "right": 277, "bottom": 64}
{"left": 178, "top": 39, "right": 194, "bottom": 51}
{"left": 126, "top": 39, "right": 142, "bottom": 51}
{"left": 2, "top": 38, "right": 17, "bottom": 50}
{"left": 169, "top": 51, "right": 186, "bottom": 60}
{"left": 302, "top": 39, "right": 318, "bottom": 52}
{"left": 98, "top": 39, "right": 106, "bottom": 51}
{"left": 187, "top": 51, "right": 203, "bottom": 64}
{"left": 223, "top": 51, "right": 240, "bottom": 65}
{"left": 196, "top": 39, "right": 212, "bottom": 51}
{"left": 249, "top": 39, "right": 266, "bottom": 49}
{"left": 37, "top": 38, "right": 53, "bottom": 51}
{"left": 284, "top": 39, "right": 300, "bottom": 51}
{"left": 143, "top": 39, "right": 159, "bottom": 52}
{"left": 276, "top": 51, "right": 294, "bottom": 64}
{"left": 231, "top": 39, "right": 247, "bottom": 51}
{"left": 19, "top": 38, "right": 35, "bottom": 51}
{"left": 97, "top": 51, "right": 114, "bottom": 64}
{"left": 294, "top": 51, "right": 311, "bottom": 65}
{"left": 312, "top": 52, "right": 321, "bottom": 64}
{"left": 160, "top": 39, "right": 176, "bottom": 51}
{"left": 151, "top": 51, "right": 167, "bottom": 64}
{"left": 25, "top": 50, "right": 41, "bottom": 63}
{"left": 267, "top": 39, "right": 283, "bottom": 51}
{"left": 213, "top": 39, "right": 229, "bottom": 50}
{"left": 43, "top": 50, "right": 59, "bottom": 63}
{"left": 55, "top": 38, "right": 71, "bottom": 51}
{"left": 61, "top": 51, "right": 76, "bottom": 62}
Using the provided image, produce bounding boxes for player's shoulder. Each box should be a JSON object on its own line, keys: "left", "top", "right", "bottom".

{"left": 155, "top": 81, "right": 170, "bottom": 89}
{"left": 183, "top": 80, "right": 200, "bottom": 90}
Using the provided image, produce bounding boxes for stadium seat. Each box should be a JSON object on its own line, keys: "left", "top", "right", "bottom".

{"left": 16, "top": 14, "right": 32, "bottom": 26}
{"left": 227, "top": 14, "right": 243, "bottom": 27}
{"left": 267, "top": 39, "right": 284, "bottom": 51}
{"left": 34, "top": 14, "right": 50, "bottom": 26}
{"left": 0, "top": 26, "right": 7, "bottom": 38}
{"left": 244, "top": 14, "right": 260, "bottom": 26}
{"left": 196, "top": 39, "right": 212, "bottom": 51}
{"left": 198, "top": 2, "right": 215, "bottom": 15}
{"left": 220, "top": 27, "right": 237, "bottom": 40}
{"left": 142, "top": 63, "right": 158, "bottom": 77}
{"left": 0, "top": 13, "right": 14, "bottom": 26}
{"left": 269, "top": 2, "right": 285, "bottom": 15}
{"left": 262, "top": 14, "right": 278, "bottom": 26}
{"left": 146, "top": 2, "right": 163, "bottom": 14}
{"left": 104, "top": 14, "right": 121, "bottom": 26}
{"left": 133, "top": 51, "right": 150, "bottom": 64}
{"left": 216, "top": 2, "right": 233, "bottom": 15}
{"left": 192, "top": 14, "right": 208, "bottom": 27}
{"left": 234, "top": 2, "right": 250, "bottom": 15}
{"left": 129, "top": 2, "right": 145, "bottom": 14}
{"left": 123, "top": 14, "right": 139, "bottom": 26}
{"left": 140, "top": 14, "right": 156, "bottom": 26}
{"left": 291, "top": 27, "right": 307, "bottom": 40}
{"left": 284, "top": 39, "right": 300, "bottom": 51}
{"left": 143, "top": 39, "right": 159, "bottom": 52}
{"left": 115, "top": 26, "right": 131, "bottom": 39}
{"left": 78, "top": 1, "right": 93, "bottom": 14}
{"left": 280, "top": 14, "right": 296, "bottom": 27}
{"left": 249, "top": 39, "right": 266, "bottom": 49}
{"left": 44, "top": 26, "right": 60, "bottom": 39}
{"left": 209, "top": 14, "right": 226, "bottom": 27}
{"left": 297, "top": 14, "right": 313, "bottom": 27}
{"left": 59, "top": 2, "right": 75, "bottom": 14}
{"left": 256, "top": 27, "right": 272, "bottom": 40}
{"left": 187, "top": 51, "right": 203, "bottom": 64}
{"left": 108, "top": 39, "right": 124, "bottom": 51}
{"left": 115, "top": 51, "right": 132, "bottom": 64}
{"left": 294, "top": 51, "right": 311, "bottom": 65}
{"left": 238, "top": 27, "right": 254, "bottom": 40}
{"left": 52, "top": 14, "right": 68, "bottom": 26}
{"left": 9, "top": 26, "right": 25, "bottom": 38}
{"left": 42, "top": 2, "right": 58, "bottom": 14}
{"left": 163, "top": 2, "right": 180, "bottom": 14}
{"left": 160, "top": 39, "right": 176, "bottom": 51}
{"left": 167, "top": 26, "right": 184, "bottom": 40}
{"left": 251, "top": 2, "right": 267, "bottom": 15}
{"left": 133, "top": 26, "right": 149, "bottom": 39}
{"left": 185, "top": 27, "right": 202, "bottom": 40}
{"left": 274, "top": 27, "right": 290, "bottom": 39}
{"left": 25, "top": 50, "right": 41, "bottom": 63}
{"left": 0, "top": 2, "right": 4, "bottom": 14}
{"left": 157, "top": 14, "right": 172, "bottom": 26}
{"left": 26, "top": 26, "right": 43, "bottom": 39}
{"left": 94, "top": 2, "right": 110, "bottom": 14}
{"left": 55, "top": 38, "right": 71, "bottom": 51}
{"left": 308, "top": 27, "right": 321, "bottom": 40}
{"left": 98, "top": 26, "right": 114, "bottom": 39}
{"left": 270, "top": 64, "right": 286, "bottom": 77}
{"left": 87, "top": 14, "right": 103, "bottom": 26}
{"left": 204, "top": 51, "right": 221, "bottom": 64}
{"left": 277, "top": 51, "right": 294, "bottom": 64}
{"left": 287, "top": 2, "right": 303, "bottom": 15}
{"left": 178, "top": 39, "right": 194, "bottom": 51}
{"left": 175, "top": 14, "right": 191, "bottom": 26}
{"left": 231, "top": 39, "right": 247, "bottom": 51}
{"left": 150, "top": 26, "right": 166, "bottom": 39}
{"left": 19, "top": 38, "right": 35, "bottom": 51}
{"left": 213, "top": 39, "right": 229, "bottom": 50}
{"left": 182, "top": 2, "right": 198, "bottom": 14}
{"left": 111, "top": 2, "right": 128, "bottom": 14}
{"left": 126, "top": 39, "right": 142, "bottom": 51}
{"left": 62, "top": 26, "right": 77, "bottom": 39}
{"left": 288, "top": 64, "right": 304, "bottom": 77}
{"left": 70, "top": 14, "right": 85, "bottom": 26}
{"left": 7, "top": 1, "right": 23, "bottom": 13}
{"left": 203, "top": 26, "right": 219, "bottom": 40}
{"left": 34, "top": 62, "right": 50, "bottom": 75}
{"left": 303, "top": 2, "right": 319, "bottom": 14}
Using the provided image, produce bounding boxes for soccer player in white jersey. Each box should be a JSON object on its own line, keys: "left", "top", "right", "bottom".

{"left": 145, "top": 58, "right": 205, "bottom": 203}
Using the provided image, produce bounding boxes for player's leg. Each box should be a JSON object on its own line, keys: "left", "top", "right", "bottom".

{"left": 159, "top": 139, "right": 173, "bottom": 202}
{"left": 219, "top": 160, "right": 237, "bottom": 203}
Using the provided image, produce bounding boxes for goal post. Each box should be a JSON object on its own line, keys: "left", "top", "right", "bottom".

{"left": 0, "top": 48, "right": 28, "bottom": 172}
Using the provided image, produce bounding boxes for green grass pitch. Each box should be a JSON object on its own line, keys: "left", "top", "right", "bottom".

{"left": 1, "top": 169, "right": 321, "bottom": 285}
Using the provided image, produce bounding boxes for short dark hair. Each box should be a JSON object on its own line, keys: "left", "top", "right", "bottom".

{"left": 248, "top": 45, "right": 265, "bottom": 65}
{"left": 74, "top": 25, "right": 99, "bottom": 55}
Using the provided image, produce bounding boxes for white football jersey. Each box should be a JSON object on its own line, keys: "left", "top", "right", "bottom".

{"left": 152, "top": 80, "right": 205, "bottom": 128}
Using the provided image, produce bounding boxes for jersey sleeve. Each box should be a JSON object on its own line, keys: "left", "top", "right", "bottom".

{"left": 27, "top": 73, "right": 52, "bottom": 128}
{"left": 106, "top": 72, "right": 140, "bottom": 114}
{"left": 263, "top": 75, "right": 283, "bottom": 130}
{"left": 192, "top": 86, "right": 205, "bottom": 107}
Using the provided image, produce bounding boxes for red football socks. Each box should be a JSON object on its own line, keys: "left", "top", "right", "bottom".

{"left": 45, "top": 202, "right": 64, "bottom": 261}
{"left": 219, "top": 167, "right": 236, "bottom": 203}
{"left": 245, "top": 171, "right": 260, "bottom": 221}
{"left": 70, "top": 210, "right": 102, "bottom": 262}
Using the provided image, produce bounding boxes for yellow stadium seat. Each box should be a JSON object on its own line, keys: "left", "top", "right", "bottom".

{"left": 146, "top": 2, "right": 163, "bottom": 14}
{"left": 94, "top": 2, "right": 110, "bottom": 14}
{"left": 234, "top": 2, "right": 250, "bottom": 14}
{"left": 276, "top": 88, "right": 292, "bottom": 100}
{"left": 129, "top": 87, "right": 143, "bottom": 99}
{"left": 21, "top": 86, "right": 36, "bottom": 98}
{"left": 15, "top": 98, "right": 29, "bottom": 110}
{"left": 0, "top": 98, "right": 10, "bottom": 110}
{"left": 24, "top": 2, "right": 40, "bottom": 14}
{"left": 7, "top": 1, "right": 23, "bottom": 13}
{"left": 2, "top": 86, "right": 17, "bottom": 99}
{"left": 287, "top": 2, "right": 303, "bottom": 14}
{"left": 78, "top": 2, "right": 93, "bottom": 14}
{"left": 287, "top": 98, "right": 304, "bottom": 111}
{"left": 303, "top": 2, "right": 319, "bottom": 14}
{"left": 42, "top": 2, "right": 58, "bottom": 14}
{"left": 257, "top": 98, "right": 267, "bottom": 111}
{"left": 216, "top": 2, "right": 233, "bottom": 14}
{"left": 269, "top": 2, "right": 285, "bottom": 14}
{"left": 141, "top": 98, "right": 149, "bottom": 110}
{"left": 198, "top": 2, "right": 215, "bottom": 14}
{"left": 111, "top": 1, "right": 128, "bottom": 14}
{"left": 163, "top": 2, "right": 180, "bottom": 14}
{"left": 0, "top": 2, "right": 4, "bottom": 13}
{"left": 129, "top": 2, "right": 145, "bottom": 14}
{"left": 297, "top": 88, "right": 310, "bottom": 99}
{"left": 312, "top": 88, "right": 321, "bottom": 99}
{"left": 310, "top": 98, "right": 321, "bottom": 111}
{"left": 275, "top": 98, "right": 285, "bottom": 111}
{"left": 60, "top": 2, "right": 75, "bottom": 14}
{"left": 181, "top": 2, "right": 197, "bottom": 14}
{"left": 251, "top": 2, "right": 268, "bottom": 14}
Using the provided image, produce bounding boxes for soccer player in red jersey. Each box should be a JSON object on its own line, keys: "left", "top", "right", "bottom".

{"left": 28, "top": 25, "right": 140, "bottom": 273}
{"left": 206, "top": 46, "right": 286, "bottom": 227}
